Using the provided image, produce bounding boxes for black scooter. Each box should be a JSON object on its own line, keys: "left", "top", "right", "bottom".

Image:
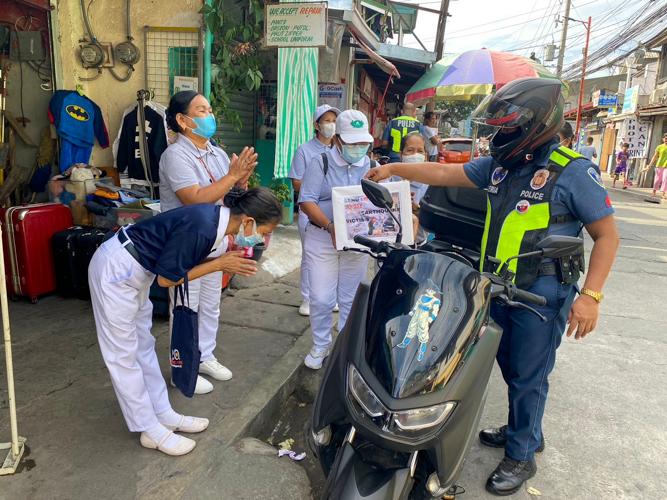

{"left": 308, "top": 180, "right": 583, "bottom": 500}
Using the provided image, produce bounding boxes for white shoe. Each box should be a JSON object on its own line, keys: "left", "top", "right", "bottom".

{"left": 171, "top": 376, "right": 213, "bottom": 395}
{"left": 163, "top": 415, "right": 209, "bottom": 434}
{"left": 299, "top": 301, "right": 310, "bottom": 316}
{"left": 140, "top": 431, "right": 196, "bottom": 456}
{"left": 304, "top": 344, "right": 332, "bottom": 370}
{"left": 199, "top": 359, "right": 233, "bottom": 381}
{"left": 333, "top": 303, "right": 339, "bottom": 312}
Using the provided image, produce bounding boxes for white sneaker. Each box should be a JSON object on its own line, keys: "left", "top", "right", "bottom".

{"left": 140, "top": 431, "right": 196, "bottom": 456}
{"left": 200, "top": 359, "right": 233, "bottom": 381}
{"left": 299, "top": 301, "right": 310, "bottom": 316}
{"left": 304, "top": 344, "right": 332, "bottom": 370}
{"left": 333, "top": 303, "right": 339, "bottom": 312}
{"left": 171, "top": 375, "right": 213, "bottom": 395}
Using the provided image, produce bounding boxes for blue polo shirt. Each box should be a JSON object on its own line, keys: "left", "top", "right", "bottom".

{"left": 125, "top": 204, "right": 228, "bottom": 282}
{"left": 463, "top": 141, "right": 614, "bottom": 237}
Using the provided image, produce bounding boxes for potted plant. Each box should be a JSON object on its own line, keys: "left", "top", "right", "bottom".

{"left": 270, "top": 180, "right": 293, "bottom": 225}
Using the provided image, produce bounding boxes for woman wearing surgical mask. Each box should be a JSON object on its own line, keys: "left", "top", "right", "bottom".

{"left": 298, "top": 110, "right": 374, "bottom": 369}
{"left": 159, "top": 91, "right": 258, "bottom": 395}
{"left": 399, "top": 134, "right": 429, "bottom": 244}
{"left": 288, "top": 105, "right": 341, "bottom": 317}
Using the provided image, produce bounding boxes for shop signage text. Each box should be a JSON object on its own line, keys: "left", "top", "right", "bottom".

{"left": 318, "top": 84, "right": 347, "bottom": 111}
{"left": 592, "top": 90, "right": 618, "bottom": 108}
{"left": 622, "top": 86, "right": 639, "bottom": 114}
{"left": 264, "top": 2, "right": 327, "bottom": 48}
{"left": 619, "top": 117, "right": 650, "bottom": 159}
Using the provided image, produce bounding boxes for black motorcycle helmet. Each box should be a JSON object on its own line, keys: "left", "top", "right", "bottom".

{"left": 470, "top": 78, "right": 565, "bottom": 168}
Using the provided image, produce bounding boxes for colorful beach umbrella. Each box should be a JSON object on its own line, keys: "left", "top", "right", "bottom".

{"left": 406, "top": 49, "right": 567, "bottom": 105}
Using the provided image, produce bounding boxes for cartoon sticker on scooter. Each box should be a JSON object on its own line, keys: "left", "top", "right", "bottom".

{"left": 397, "top": 279, "right": 443, "bottom": 361}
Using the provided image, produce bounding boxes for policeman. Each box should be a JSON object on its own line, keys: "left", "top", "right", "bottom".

{"left": 88, "top": 188, "right": 283, "bottom": 456}
{"left": 288, "top": 104, "right": 341, "bottom": 316}
{"left": 381, "top": 102, "right": 426, "bottom": 163}
{"left": 367, "top": 78, "right": 619, "bottom": 496}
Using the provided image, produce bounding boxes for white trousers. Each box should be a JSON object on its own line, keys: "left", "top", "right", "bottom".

{"left": 168, "top": 261, "right": 223, "bottom": 363}
{"left": 304, "top": 224, "right": 369, "bottom": 347}
{"left": 298, "top": 208, "right": 310, "bottom": 303}
{"left": 89, "top": 235, "right": 171, "bottom": 432}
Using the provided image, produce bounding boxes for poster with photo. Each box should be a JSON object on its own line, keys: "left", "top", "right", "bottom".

{"left": 332, "top": 181, "right": 414, "bottom": 249}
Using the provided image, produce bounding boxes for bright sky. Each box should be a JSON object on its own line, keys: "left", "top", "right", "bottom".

{"left": 395, "top": 0, "right": 665, "bottom": 78}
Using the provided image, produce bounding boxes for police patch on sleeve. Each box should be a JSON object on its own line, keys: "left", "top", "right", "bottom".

{"left": 492, "top": 167, "right": 508, "bottom": 185}
{"left": 587, "top": 167, "right": 605, "bottom": 188}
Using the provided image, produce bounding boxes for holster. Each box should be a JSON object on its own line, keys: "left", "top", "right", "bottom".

{"left": 555, "top": 248, "right": 585, "bottom": 284}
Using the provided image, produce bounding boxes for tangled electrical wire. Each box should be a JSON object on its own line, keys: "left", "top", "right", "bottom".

{"left": 561, "top": 0, "right": 667, "bottom": 80}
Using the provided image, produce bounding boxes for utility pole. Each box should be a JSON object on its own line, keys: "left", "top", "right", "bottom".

{"left": 556, "top": 0, "right": 571, "bottom": 77}
{"left": 574, "top": 17, "right": 592, "bottom": 145}
{"left": 434, "top": 0, "right": 451, "bottom": 60}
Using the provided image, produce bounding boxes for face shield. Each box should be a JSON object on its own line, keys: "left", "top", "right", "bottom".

{"left": 470, "top": 94, "right": 536, "bottom": 130}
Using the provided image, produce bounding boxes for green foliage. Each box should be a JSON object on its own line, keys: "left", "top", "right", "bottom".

{"left": 436, "top": 98, "right": 482, "bottom": 123}
{"left": 270, "top": 181, "right": 293, "bottom": 204}
{"left": 200, "top": 0, "right": 265, "bottom": 133}
{"left": 247, "top": 171, "right": 261, "bottom": 189}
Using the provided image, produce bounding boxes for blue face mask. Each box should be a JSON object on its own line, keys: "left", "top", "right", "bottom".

{"left": 234, "top": 220, "right": 265, "bottom": 247}
{"left": 185, "top": 114, "right": 217, "bottom": 139}
{"left": 339, "top": 144, "right": 369, "bottom": 164}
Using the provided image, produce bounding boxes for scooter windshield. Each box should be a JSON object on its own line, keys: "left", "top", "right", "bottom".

{"left": 365, "top": 250, "right": 489, "bottom": 398}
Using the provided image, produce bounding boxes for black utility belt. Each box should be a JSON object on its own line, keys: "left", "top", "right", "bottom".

{"left": 309, "top": 221, "right": 327, "bottom": 231}
{"left": 118, "top": 229, "right": 142, "bottom": 264}
{"left": 537, "top": 251, "right": 585, "bottom": 285}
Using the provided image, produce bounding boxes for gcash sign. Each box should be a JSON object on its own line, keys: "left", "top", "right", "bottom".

{"left": 264, "top": 2, "right": 327, "bottom": 48}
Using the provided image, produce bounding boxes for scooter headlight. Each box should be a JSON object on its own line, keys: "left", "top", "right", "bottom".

{"left": 394, "top": 402, "right": 457, "bottom": 431}
{"left": 348, "top": 364, "right": 385, "bottom": 417}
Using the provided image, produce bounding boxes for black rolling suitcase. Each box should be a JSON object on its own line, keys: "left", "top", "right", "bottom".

{"left": 52, "top": 227, "right": 112, "bottom": 299}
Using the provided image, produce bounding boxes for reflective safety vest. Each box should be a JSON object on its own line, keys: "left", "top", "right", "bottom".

{"left": 480, "top": 146, "right": 584, "bottom": 289}
{"left": 388, "top": 116, "right": 422, "bottom": 153}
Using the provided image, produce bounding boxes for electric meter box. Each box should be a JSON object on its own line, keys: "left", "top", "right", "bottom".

{"left": 9, "top": 31, "right": 45, "bottom": 61}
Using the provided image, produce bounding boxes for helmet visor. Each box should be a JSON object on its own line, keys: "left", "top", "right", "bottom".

{"left": 470, "top": 94, "right": 535, "bottom": 129}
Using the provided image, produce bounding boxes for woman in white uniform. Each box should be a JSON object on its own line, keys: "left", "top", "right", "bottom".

{"left": 299, "top": 110, "right": 374, "bottom": 369}
{"left": 89, "top": 188, "right": 283, "bottom": 456}
{"left": 288, "top": 104, "right": 340, "bottom": 317}
{"left": 160, "top": 91, "right": 258, "bottom": 395}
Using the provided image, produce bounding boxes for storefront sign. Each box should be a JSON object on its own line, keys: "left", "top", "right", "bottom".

{"left": 618, "top": 117, "right": 651, "bottom": 158}
{"left": 318, "top": 84, "right": 347, "bottom": 111}
{"left": 332, "top": 181, "right": 414, "bottom": 249}
{"left": 264, "top": 2, "right": 327, "bottom": 48}
{"left": 593, "top": 90, "right": 618, "bottom": 108}
{"left": 622, "top": 86, "right": 639, "bottom": 114}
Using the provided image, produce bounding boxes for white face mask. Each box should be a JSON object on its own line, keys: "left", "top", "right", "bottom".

{"left": 318, "top": 122, "right": 336, "bottom": 139}
{"left": 402, "top": 153, "right": 426, "bottom": 164}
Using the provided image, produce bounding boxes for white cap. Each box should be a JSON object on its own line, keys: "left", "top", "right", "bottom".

{"left": 313, "top": 104, "right": 341, "bottom": 123}
{"left": 336, "top": 110, "right": 374, "bottom": 144}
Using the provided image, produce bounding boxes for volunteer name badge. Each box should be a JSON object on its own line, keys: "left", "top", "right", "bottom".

{"left": 331, "top": 181, "right": 414, "bottom": 249}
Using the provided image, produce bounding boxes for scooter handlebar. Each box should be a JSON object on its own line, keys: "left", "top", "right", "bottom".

{"left": 353, "top": 235, "right": 381, "bottom": 252}
{"left": 513, "top": 288, "right": 547, "bottom": 307}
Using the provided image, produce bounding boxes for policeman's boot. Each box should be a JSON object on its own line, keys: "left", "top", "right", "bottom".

{"left": 479, "top": 425, "right": 545, "bottom": 453}
{"left": 486, "top": 455, "right": 537, "bottom": 496}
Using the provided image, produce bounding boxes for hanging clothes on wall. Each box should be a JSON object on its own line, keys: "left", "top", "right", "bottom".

{"left": 48, "top": 90, "right": 110, "bottom": 173}
{"left": 114, "top": 101, "right": 168, "bottom": 185}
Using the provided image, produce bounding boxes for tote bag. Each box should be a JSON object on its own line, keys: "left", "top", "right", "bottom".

{"left": 170, "top": 277, "right": 200, "bottom": 397}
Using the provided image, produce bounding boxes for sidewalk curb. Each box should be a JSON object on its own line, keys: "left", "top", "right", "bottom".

{"left": 137, "top": 333, "right": 312, "bottom": 500}
{"left": 608, "top": 186, "right": 667, "bottom": 206}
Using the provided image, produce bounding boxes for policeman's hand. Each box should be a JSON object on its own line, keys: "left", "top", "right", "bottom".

{"left": 229, "top": 147, "right": 259, "bottom": 181}
{"left": 365, "top": 165, "right": 393, "bottom": 182}
{"left": 328, "top": 223, "right": 337, "bottom": 250}
{"left": 215, "top": 251, "right": 257, "bottom": 277}
{"left": 566, "top": 294, "right": 599, "bottom": 340}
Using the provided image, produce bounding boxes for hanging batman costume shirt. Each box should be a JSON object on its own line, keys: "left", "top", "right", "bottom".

{"left": 48, "top": 90, "right": 110, "bottom": 172}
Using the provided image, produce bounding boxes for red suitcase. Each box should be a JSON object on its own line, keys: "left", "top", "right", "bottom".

{"left": 1, "top": 203, "right": 73, "bottom": 303}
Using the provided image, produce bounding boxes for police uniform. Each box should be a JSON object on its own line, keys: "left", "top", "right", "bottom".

{"left": 287, "top": 137, "right": 332, "bottom": 307}
{"left": 382, "top": 115, "right": 426, "bottom": 163}
{"left": 299, "top": 146, "right": 371, "bottom": 347}
{"left": 464, "top": 140, "right": 614, "bottom": 462}
{"left": 159, "top": 134, "right": 231, "bottom": 364}
{"left": 88, "top": 204, "right": 228, "bottom": 432}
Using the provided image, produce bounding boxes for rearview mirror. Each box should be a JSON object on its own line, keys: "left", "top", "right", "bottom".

{"left": 537, "top": 236, "right": 583, "bottom": 259}
{"left": 361, "top": 179, "right": 394, "bottom": 209}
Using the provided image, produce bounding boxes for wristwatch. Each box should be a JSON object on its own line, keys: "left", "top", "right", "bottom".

{"left": 581, "top": 288, "right": 604, "bottom": 303}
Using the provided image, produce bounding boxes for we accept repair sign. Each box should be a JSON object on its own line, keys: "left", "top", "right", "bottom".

{"left": 264, "top": 2, "right": 327, "bottom": 48}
